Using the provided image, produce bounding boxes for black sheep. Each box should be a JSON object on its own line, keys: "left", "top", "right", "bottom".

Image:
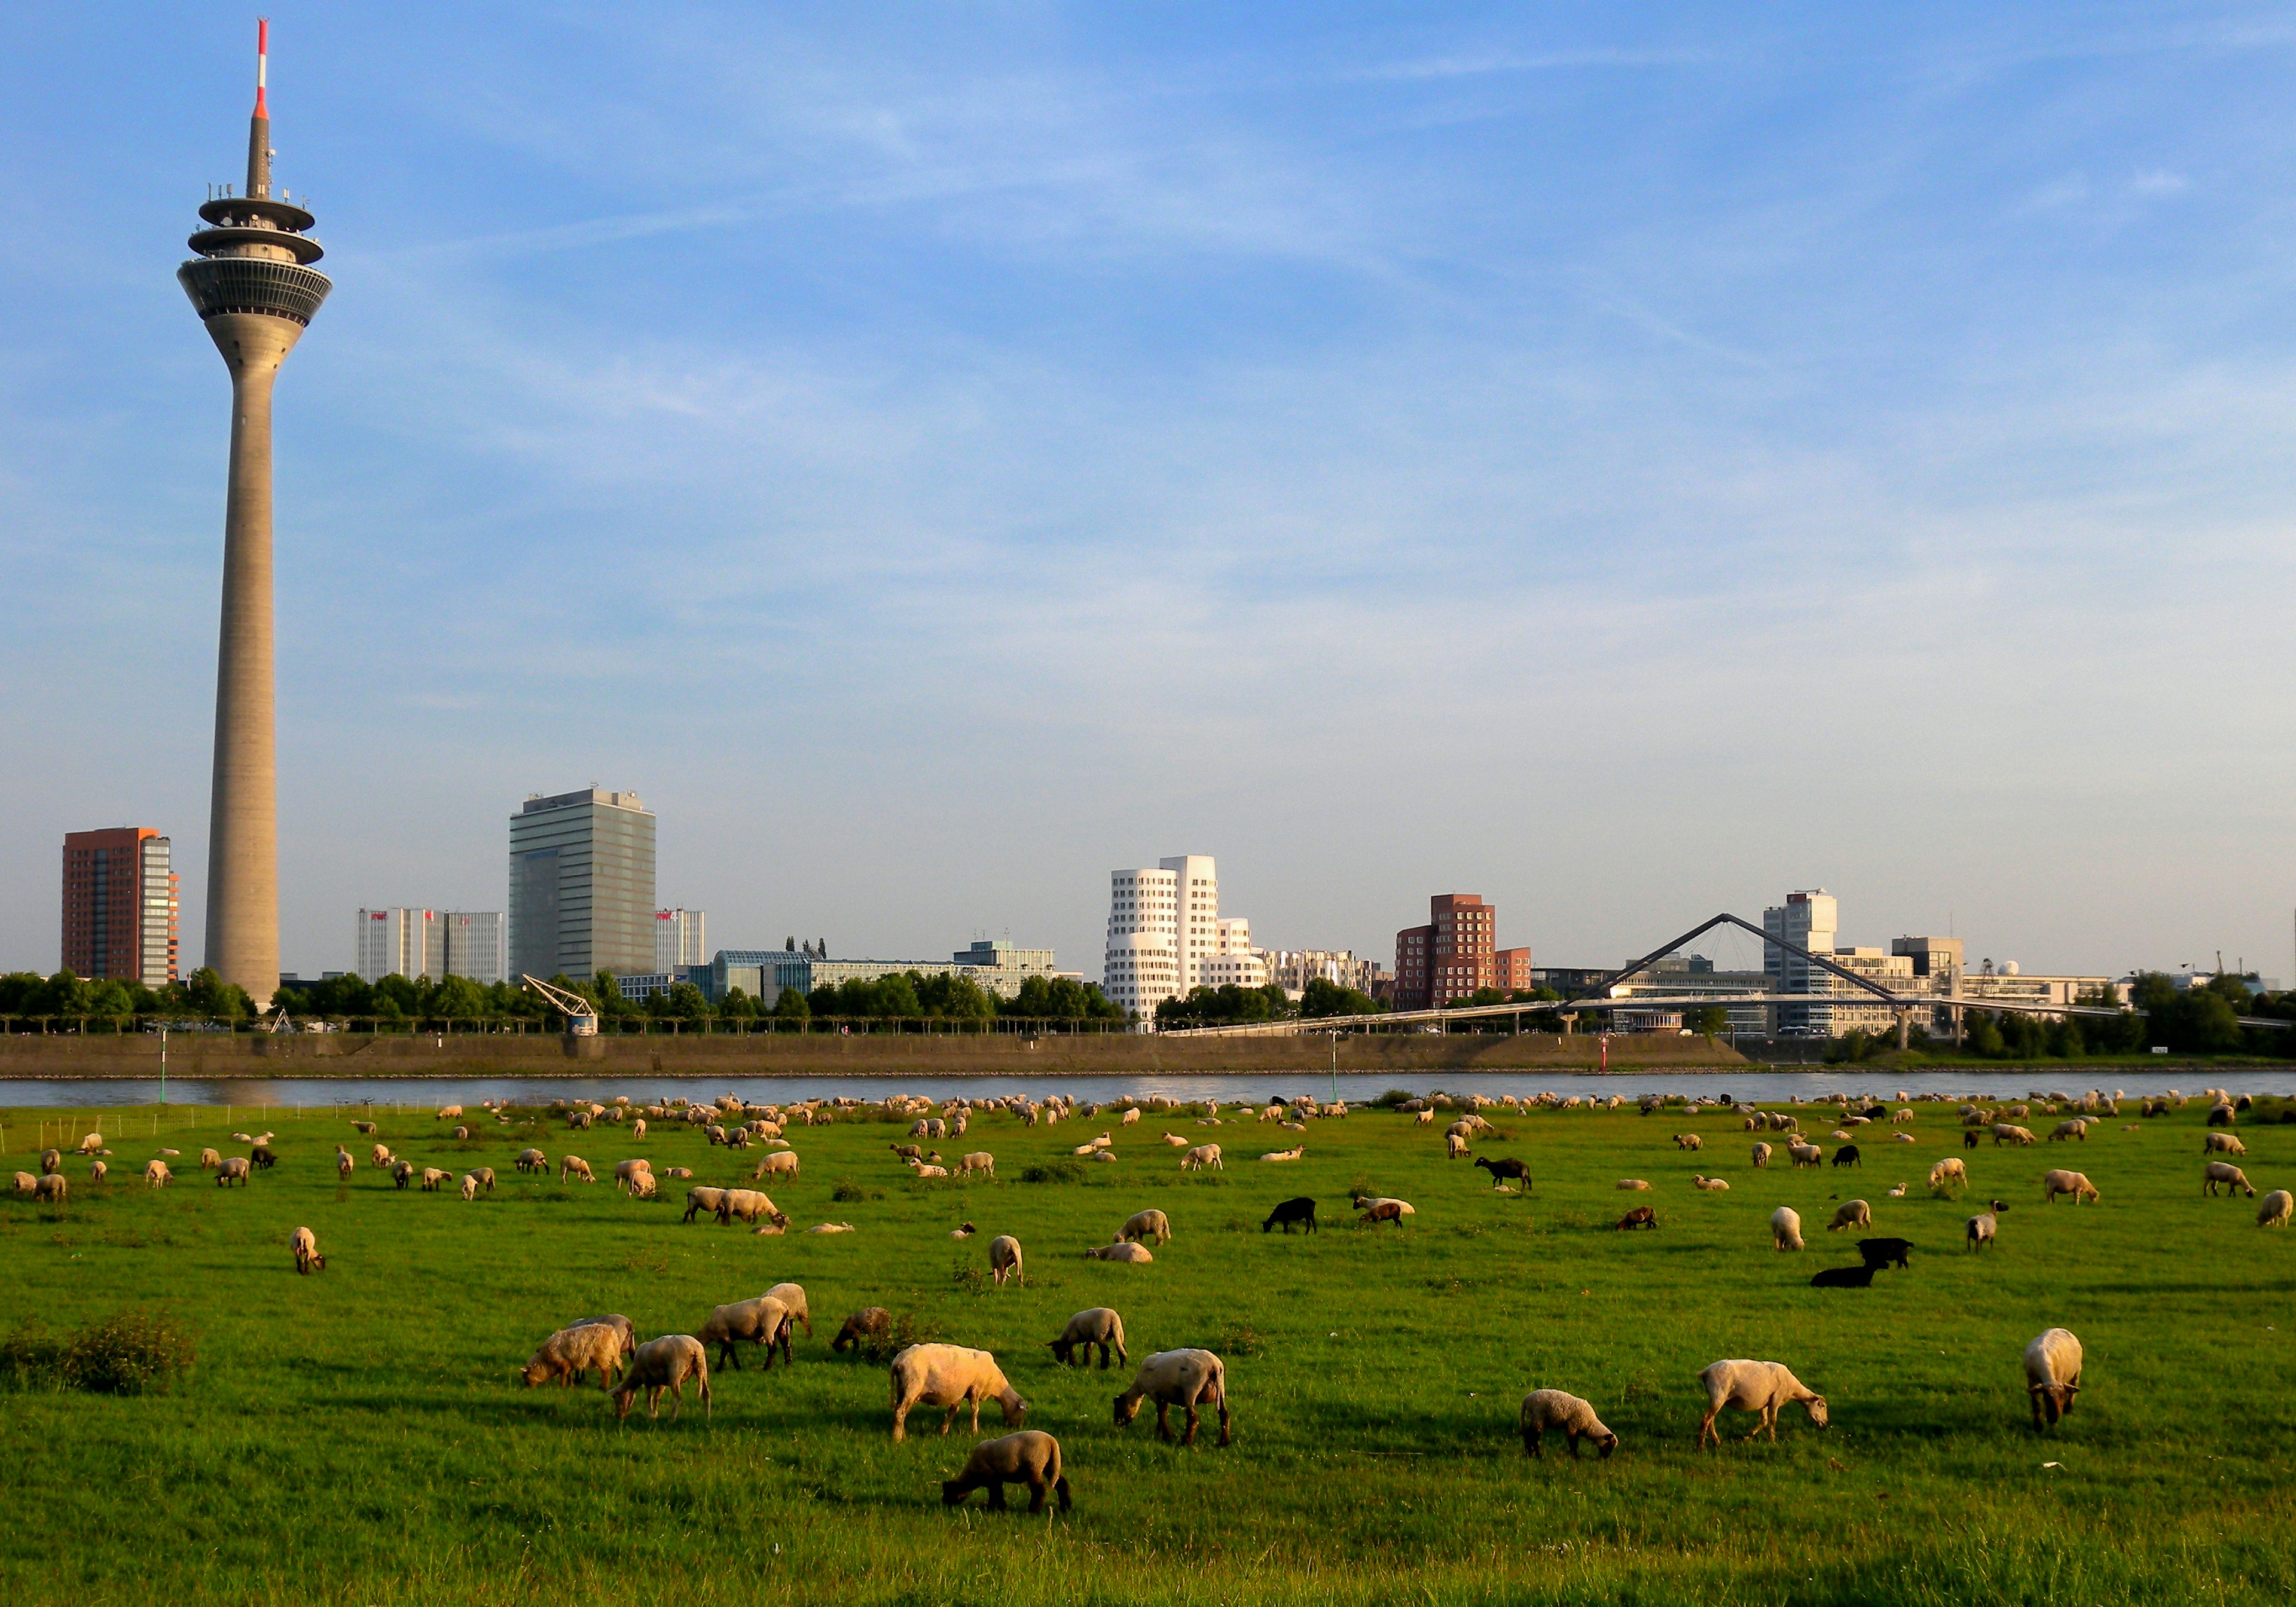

{"left": 1855, "top": 1236, "right": 1913, "bottom": 1270}
{"left": 1261, "top": 1196, "right": 1317, "bottom": 1234}
{"left": 1962, "top": 1129, "right": 1981, "bottom": 1150}
{"left": 1809, "top": 1263, "right": 1878, "bottom": 1289}
{"left": 1473, "top": 1156, "right": 1531, "bottom": 1190}
{"left": 1831, "top": 1144, "right": 1861, "bottom": 1169}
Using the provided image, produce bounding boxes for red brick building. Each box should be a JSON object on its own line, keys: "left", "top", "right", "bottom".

{"left": 1394, "top": 894, "right": 1532, "bottom": 1009}
{"left": 61, "top": 827, "right": 178, "bottom": 986}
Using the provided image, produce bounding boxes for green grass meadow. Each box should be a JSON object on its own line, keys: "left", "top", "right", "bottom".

{"left": 3, "top": 1092, "right": 2292, "bottom": 1605}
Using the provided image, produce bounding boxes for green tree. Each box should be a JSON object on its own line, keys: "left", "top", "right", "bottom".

{"left": 718, "top": 986, "right": 758, "bottom": 1024}
{"left": 428, "top": 975, "right": 488, "bottom": 1020}
{"left": 1300, "top": 978, "right": 1379, "bottom": 1019}
{"left": 1000, "top": 976, "right": 1123, "bottom": 1023}
{"left": 772, "top": 986, "right": 811, "bottom": 1025}
{"left": 1685, "top": 1004, "right": 1731, "bottom": 1037}
{"left": 182, "top": 967, "right": 254, "bottom": 1021}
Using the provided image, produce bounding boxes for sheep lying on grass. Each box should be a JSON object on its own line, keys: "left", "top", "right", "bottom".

{"left": 1115, "top": 1349, "right": 1231, "bottom": 1446}
{"left": 1048, "top": 1307, "right": 1128, "bottom": 1369}
{"left": 1519, "top": 1389, "right": 1617, "bottom": 1459}
{"left": 2023, "top": 1328, "right": 2083, "bottom": 1431}
{"left": 1809, "top": 1263, "right": 1876, "bottom": 1288}
{"left": 942, "top": 1430, "right": 1071, "bottom": 1512}
{"left": 1352, "top": 1196, "right": 1415, "bottom": 1226}
{"left": 889, "top": 1344, "right": 1026, "bottom": 1441}
{"left": 613, "top": 1335, "right": 711, "bottom": 1423}
{"left": 1085, "top": 1241, "right": 1153, "bottom": 1263}
{"left": 1696, "top": 1359, "right": 1827, "bottom": 1448}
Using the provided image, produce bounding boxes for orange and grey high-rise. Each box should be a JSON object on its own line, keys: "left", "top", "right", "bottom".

{"left": 178, "top": 21, "right": 329, "bottom": 1004}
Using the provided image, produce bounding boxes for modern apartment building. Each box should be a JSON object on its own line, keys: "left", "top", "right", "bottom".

{"left": 697, "top": 940, "right": 1073, "bottom": 1008}
{"left": 355, "top": 908, "right": 439, "bottom": 981}
{"left": 1394, "top": 894, "right": 1528, "bottom": 1009}
{"left": 1763, "top": 889, "right": 1839, "bottom": 1034}
{"left": 1103, "top": 855, "right": 1253, "bottom": 1020}
{"left": 1264, "top": 949, "right": 1387, "bottom": 998}
{"left": 442, "top": 910, "right": 505, "bottom": 986}
{"left": 508, "top": 789, "right": 657, "bottom": 980}
{"left": 654, "top": 908, "right": 706, "bottom": 971}
{"left": 60, "top": 827, "right": 178, "bottom": 986}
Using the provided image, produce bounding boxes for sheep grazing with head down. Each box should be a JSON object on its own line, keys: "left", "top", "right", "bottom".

{"left": 833, "top": 1307, "right": 892, "bottom": 1354}
{"left": 1180, "top": 1144, "right": 1223, "bottom": 1172}
{"left": 613, "top": 1335, "right": 712, "bottom": 1422}
{"left": 144, "top": 1159, "right": 172, "bottom": 1189}
{"left": 2204, "top": 1162, "right": 2255, "bottom": 1198}
{"left": 88, "top": 1159, "right": 107, "bottom": 1185}
{"left": 1751, "top": 1142, "right": 1773, "bottom": 1169}
{"left": 1353, "top": 1196, "right": 1415, "bottom": 1226}
{"left": 1519, "top": 1389, "right": 1617, "bottom": 1459}
{"left": 943, "top": 1429, "right": 1072, "bottom": 1513}
{"left": 2256, "top": 1190, "right": 2293, "bottom": 1228}
{"left": 2023, "top": 1328, "right": 2083, "bottom": 1431}
{"left": 762, "top": 1282, "right": 812, "bottom": 1339}
{"left": 1120, "top": 1209, "right": 1171, "bottom": 1245}
{"left": 1048, "top": 1307, "right": 1128, "bottom": 1370}
{"left": 2042, "top": 1170, "right": 2099, "bottom": 1205}
{"left": 989, "top": 1235, "right": 1025, "bottom": 1287}
{"left": 522, "top": 1321, "right": 631, "bottom": 1391}
{"left": 1696, "top": 1359, "right": 1828, "bottom": 1448}
{"left": 32, "top": 1174, "right": 68, "bottom": 1205}
{"left": 1115, "top": 1349, "right": 1231, "bottom": 1446}
{"left": 289, "top": 1224, "right": 325, "bottom": 1273}
{"left": 1929, "top": 1157, "right": 1967, "bottom": 1196}
{"left": 1770, "top": 1207, "right": 1804, "bottom": 1251}
{"left": 2204, "top": 1132, "right": 2246, "bottom": 1156}
{"left": 1827, "top": 1199, "right": 1871, "bottom": 1232}
{"left": 698, "top": 1296, "right": 795, "bottom": 1371}
{"left": 889, "top": 1343, "right": 1027, "bottom": 1441}
{"left": 515, "top": 1148, "right": 548, "bottom": 1174}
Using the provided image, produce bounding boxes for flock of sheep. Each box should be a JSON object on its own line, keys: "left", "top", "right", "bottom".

{"left": 11, "top": 1079, "right": 2283, "bottom": 1508}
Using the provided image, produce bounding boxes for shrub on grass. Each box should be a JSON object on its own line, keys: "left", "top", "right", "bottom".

{"left": 1, "top": 1309, "right": 194, "bottom": 1395}
{"left": 856, "top": 1311, "right": 942, "bottom": 1365}
{"left": 1019, "top": 1160, "right": 1087, "bottom": 1185}
{"left": 829, "top": 1178, "right": 881, "bottom": 1203}
{"left": 1372, "top": 1089, "right": 1417, "bottom": 1110}
{"left": 1216, "top": 1322, "right": 1264, "bottom": 1358}
{"left": 952, "top": 1260, "right": 987, "bottom": 1294}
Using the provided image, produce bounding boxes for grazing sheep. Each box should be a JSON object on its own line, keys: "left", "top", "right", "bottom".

{"left": 1617, "top": 1179, "right": 1652, "bottom": 1191}
{"left": 1262, "top": 1197, "right": 1316, "bottom": 1234}
{"left": 10, "top": 1171, "right": 35, "bottom": 1198}
{"left": 682, "top": 1186, "right": 726, "bottom": 1224}
{"left": 942, "top": 1429, "right": 1072, "bottom": 1513}
{"left": 88, "top": 1159, "right": 107, "bottom": 1185}
{"left": 753, "top": 1150, "right": 800, "bottom": 1181}
{"left": 387, "top": 1160, "right": 416, "bottom": 1190}
{"left": 612, "top": 1158, "right": 653, "bottom": 1191}
{"left": 1674, "top": 1134, "right": 1705, "bottom": 1151}
{"left": 1826, "top": 1199, "right": 1871, "bottom": 1232}
{"left": 1519, "top": 1389, "right": 1618, "bottom": 1459}
{"left": 335, "top": 1148, "right": 353, "bottom": 1180}
{"left": 1808, "top": 1263, "right": 1877, "bottom": 1289}
{"left": 1789, "top": 1142, "right": 1824, "bottom": 1169}
{"left": 1831, "top": 1145, "right": 1862, "bottom": 1169}
{"left": 1929, "top": 1157, "right": 1967, "bottom": 1195}
{"left": 437, "top": 1105, "right": 463, "bottom": 1120}
{"left": 2049, "top": 1120, "right": 2089, "bottom": 1142}
{"left": 1770, "top": 1206, "right": 1805, "bottom": 1251}
{"left": 216, "top": 1156, "right": 252, "bottom": 1187}
{"left": 957, "top": 1152, "right": 996, "bottom": 1178}
{"left": 560, "top": 1156, "right": 596, "bottom": 1184}
{"left": 613, "top": 1335, "right": 712, "bottom": 1422}
{"left": 1049, "top": 1307, "right": 1128, "bottom": 1369}
{"left": 1115, "top": 1349, "right": 1231, "bottom": 1446}
{"left": 759, "top": 1282, "right": 812, "bottom": 1339}
{"left": 38, "top": 1149, "right": 61, "bottom": 1176}
{"left": 370, "top": 1144, "right": 394, "bottom": 1169}
{"left": 1856, "top": 1238, "right": 1913, "bottom": 1269}
{"left": 889, "top": 1343, "right": 1027, "bottom": 1441}
{"left": 2208, "top": 1103, "right": 2235, "bottom": 1127}
{"left": 1121, "top": 1107, "right": 1141, "bottom": 1126}
{"left": 419, "top": 1167, "right": 451, "bottom": 1192}
{"left": 1967, "top": 1209, "right": 2001, "bottom": 1250}
{"left": 1474, "top": 1157, "right": 1531, "bottom": 1190}
{"left": 2023, "top": 1328, "right": 2083, "bottom": 1431}
{"left": 1180, "top": 1144, "right": 1223, "bottom": 1172}
{"left": 199, "top": 1147, "right": 222, "bottom": 1171}
{"left": 251, "top": 1143, "right": 277, "bottom": 1169}
{"left": 2255, "top": 1190, "right": 2292, "bottom": 1227}
{"left": 460, "top": 1172, "right": 480, "bottom": 1202}
{"left": 833, "top": 1307, "right": 891, "bottom": 1354}
{"left": 290, "top": 1224, "right": 324, "bottom": 1273}
{"left": 698, "top": 1296, "right": 795, "bottom": 1370}
{"left": 1751, "top": 1142, "right": 1773, "bottom": 1169}
{"left": 716, "top": 1189, "right": 787, "bottom": 1229}
{"left": 1353, "top": 1196, "right": 1415, "bottom": 1226}
{"left": 2204, "top": 1162, "right": 2255, "bottom": 1198}
{"left": 1444, "top": 1133, "right": 1470, "bottom": 1160}
{"left": 515, "top": 1148, "right": 548, "bottom": 1174}
{"left": 1892, "top": 1108, "right": 1914, "bottom": 1125}
{"left": 990, "top": 1235, "right": 1025, "bottom": 1287}
{"left": 1615, "top": 1205, "right": 1658, "bottom": 1230}
{"left": 2204, "top": 1132, "right": 2246, "bottom": 1156}
{"left": 1120, "top": 1209, "right": 1172, "bottom": 1245}
{"left": 568, "top": 1110, "right": 594, "bottom": 1131}
{"left": 1993, "top": 1125, "right": 2038, "bottom": 1147}
{"left": 627, "top": 1171, "right": 658, "bottom": 1200}
{"left": 522, "top": 1321, "right": 630, "bottom": 1390}
{"left": 144, "top": 1159, "right": 172, "bottom": 1188}
{"left": 2041, "top": 1170, "right": 2099, "bottom": 1205}
{"left": 1696, "top": 1359, "right": 1828, "bottom": 1448}
{"left": 1085, "top": 1241, "right": 1153, "bottom": 1263}
{"left": 33, "top": 1174, "right": 67, "bottom": 1205}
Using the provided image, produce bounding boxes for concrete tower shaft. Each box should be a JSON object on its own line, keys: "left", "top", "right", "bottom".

{"left": 177, "top": 21, "right": 329, "bottom": 1007}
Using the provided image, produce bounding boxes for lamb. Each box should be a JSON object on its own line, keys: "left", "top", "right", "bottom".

{"left": 414, "top": 1166, "right": 450, "bottom": 1192}
{"left": 957, "top": 1152, "right": 996, "bottom": 1178}
{"left": 1827, "top": 1199, "right": 1871, "bottom": 1232}
{"left": 2257, "top": 1190, "right": 2294, "bottom": 1227}
{"left": 1751, "top": 1142, "right": 1773, "bottom": 1169}
{"left": 1966, "top": 1209, "right": 2001, "bottom": 1250}
{"left": 1695, "top": 1359, "right": 1828, "bottom": 1447}
{"left": 216, "top": 1156, "right": 252, "bottom": 1187}
{"left": 753, "top": 1150, "right": 799, "bottom": 1180}
{"left": 1114, "top": 1349, "right": 1231, "bottom": 1446}
{"left": 1673, "top": 1134, "right": 1704, "bottom": 1151}
{"left": 1180, "top": 1144, "right": 1223, "bottom": 1172}
{"left": 144, "top": 1159, "right": 172, "bottom": 1188}
{"left": 1353, "top": 1196, "right": 1415, "bottom": 1226}
{"left": 1615, "top": 1205, "right": 1657, "bottom": 1230}
{"left": 1048, "top": 1307, "right": 1128, "bottom": 1369}
{"left": 1855, "top": 1237, "right": 1913, "bottom": 1270}
{"left": 1808, "top": 1263, "right": 1877, "bottom": 1289}
{"left": 199, "top": 1147, "right": 222, "bottom": 1171}
{"left": 764, "top": 1282, "right": 813, "bottom": 1339}
{"left": 682, "top": 1186, "right": 726, "bottom": 1224}
{"left": 1519, "top": 1389, "right": 1618, "bottom": 1459}
{"left": 715, "top": 1189, "right": 787, "bottom": 1228}
{"left": 290, "top": 1224, "right": 325, "bottom": 1273}
{"left": 515, "top": 1148, "right": 548, "bottom": 1174}
{"left": 613, "top": 1157, "right": 653, "bottom": 1191}
{"left": 613, "top": 1335, "right": 712, "bottom": 1422}
{"left": 33, "top": 1174, "right": 67, "bottom": 1205}
{"left": 389, "top": 1160, "right": 417, "bottom": 1190}
{"left": 889, "top": 1343, "right": 1027, "bottom": 1441}
{"left": 2041, "top": 1169, "right": 2099, "bottom": 1205}
{"left": 2023, "top": 1328, "right": 2083, "bottom": 1431}
{"left": 559, "top": 1156, "right": 595, "bottom": 1184}
{"left": 1085, "top": 1241, "right": 1153, "bottom": 1263}
{"left": 1120, "top": 1209, "right": 1172, "bottom": 1245}
{"left": 833, "top": 1307, "right": 892, "bottom": 1353}
{"left": 1474, "top": 1157, "right": 1531, "bottom": 1190}
{"left": 2204, "top": 1132, "right": 2246, "bottom": 1156}
{"left": 467, "top": 1166, "right": 495, "bottom": 1193}
{"left": 522, "top": 1321, "right": 630, "bottom": 1390}
{"left": 2203, "top": 1162, "right": 2255, "bottom": 1198}
{"left": 990, "top": 1235, "right": 1025, "bottom": 1287}
{"left": 909, "top": 1162, "right": 951, "bottom": 1179}
{"left": 460, "top": 1172, "right": 480, "bottom": 1202}
{"left": 371, "top": 1143, "right": 394, "bottom": 1169}
{"left": 335, "top": 1148, "right": 353, "bottom": 1180}
{"left": 805, "top": 1222, "right": 856, "bottom": 1235}
{"left": 1692, "top": 1175, "right": 1729, "bottom": 1192}
{"left": 1262, "top": 1197, "right": 1316, "bottom": 1234}
{"left": 1770, "top": 1206, "right": 1804, "bottom": 1251}
{"left": 88, "top": 1159, "right": 106, "bottom": 1185}
{"left": 698, "top": 1296, "right": 795, "bottom": 1370}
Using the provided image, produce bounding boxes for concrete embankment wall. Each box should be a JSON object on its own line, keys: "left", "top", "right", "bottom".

{"left": 0, "top": 1029, "right": 1748, "bottom": 1080}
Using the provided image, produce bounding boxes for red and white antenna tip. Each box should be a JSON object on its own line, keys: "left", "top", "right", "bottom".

{"left": 255, "top": 17, "right": 270, "bottom": 117}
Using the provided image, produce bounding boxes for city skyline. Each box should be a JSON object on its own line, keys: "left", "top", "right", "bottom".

{"left": 2, "top": 7, "right": 2294, "bottom": 986}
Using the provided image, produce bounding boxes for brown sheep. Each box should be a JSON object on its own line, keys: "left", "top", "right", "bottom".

{"left": 1114, "top": 1349, "right": 1231, "bottom": 1446}
{"left": 613, "top": 1335, "right": 712, "bottom": 1422}
{"left": 833, "top": 1307, "right": 892, "bottom": 1354}
{"left": 942, "top": 1430, "right": 1072, "bottom": 1513}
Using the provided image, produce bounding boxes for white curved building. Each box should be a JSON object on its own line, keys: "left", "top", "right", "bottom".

{"left": 1103, "top": 856, "right": 1262, "bottom": 1022}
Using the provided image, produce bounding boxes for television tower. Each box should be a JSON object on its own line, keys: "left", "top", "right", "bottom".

{"left": 177, "top": 19, "right": 330, "bottom": 1005}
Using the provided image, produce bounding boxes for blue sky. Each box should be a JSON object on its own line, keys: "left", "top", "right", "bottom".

{"left": 2, "top": 3, "right": 2293, "bottom": 984}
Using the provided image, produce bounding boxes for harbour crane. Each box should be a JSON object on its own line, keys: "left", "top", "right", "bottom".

{"left": 519, "top": 974, "right": 599, "bottom": 1037}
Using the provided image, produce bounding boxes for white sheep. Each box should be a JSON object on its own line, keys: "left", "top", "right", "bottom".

{"left": 2041, "top": 1169, "right": 2098, "bottom": 1205}
{"left": 888, "top": 1343, "right": 1027, "bottom": 1441}
{"left": 1119, "top": 1209, "right": 1171, "bottom": 1245}
{"left": 2204, "top": 1132, "right": 2246, "bottom": 1156}
{"left": 1966, "top": 1210, "right": 1999, "bottom": 1250}
{"left": 515, "top": 1148, "right": 548, "bottom": 1174}
{"left": 2257, "top": 1189, "right": 2294, "bottom": 1228}
{"left": 1674, "top": 1134, "right": 1704, "bottom": 1151}
{"left": 1929, "top": 1157, "right": 1967, "bottom": 1194}
{"left": 1114, "top": 1349, "right": 1231, "bottom": 1446}
{"left": 1518, "top": 1389, "right": 1617, "bottom": 1459}
{"left": 1827, "top": 1199, "right": 1871, "bottom": 1232}
{"left": 1751, "top": 1142, "right": 1773, "bottom": 1169}
{"left": 1617, "top": 1178, "right": 1651, "bottom": 1191}
{"left": 1770, "top": 1206, "right": 1803, "bottom": 1251}
{"left": 613, "top": 1157, "right": 653, "bottom": 1191}
{"left": 613, "top": 1335, "right": 712, "bottom": 1422}
{"left": 1260, "top": 1147, "right": 1305, "bottom": 1163}
{"left": 1048, "top": 1307, "right": 1128, "bottom": 1369}
{"left": 941, "top": 1429, "right": 1072, "bottom": 1512}
{"left": 957, "top": 1151, "right": 996, "bottom": 1178}
{"left": 419, "top": 1167, "right": 452, "bottom": 1192}
{"left": 88, "top": 1159, "right": 107, "bottom": 1185}
{"left": 990, "top": 1235, "right": 1025, "bottom": 1287}
{"left": 1692, "top": 1175, "right": 1729, "bottom": 1191}
{"left": 522, "top": 1321, "right": 630, "bottom": 1390}
{"left": 1085, "top": 1241, "right": 1153, "bottom": 1263}
{"left": 144, "top": 1159, "right": 172, "bottom": 1188}
{"left": 1180, "top": 1144, "right": 1223, "bottom": 1171}
{"left": 2204, "top": 1162, "right": 2255, "bottom": 1198}
{"left": 560, "top": 1156, "right": 595, "bottom": 1184}
{"left": 1696, "top": 1359, "right": 1828, "bottom": 1447}
{"left": 764, "top": 1282, "right": 813, "bottom": 1338}
{"left": 753, "top": 1150, "right": 799, "bottom": 1181}
{"left": 289, "top": 1224, "right": 324, "bottom": 1273}
{"left": 697, "top": 1296, "right": 795, "bottom": 1370}
{"left": 2023, "top": 1328, "right": 2083, "bottom": 1431}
